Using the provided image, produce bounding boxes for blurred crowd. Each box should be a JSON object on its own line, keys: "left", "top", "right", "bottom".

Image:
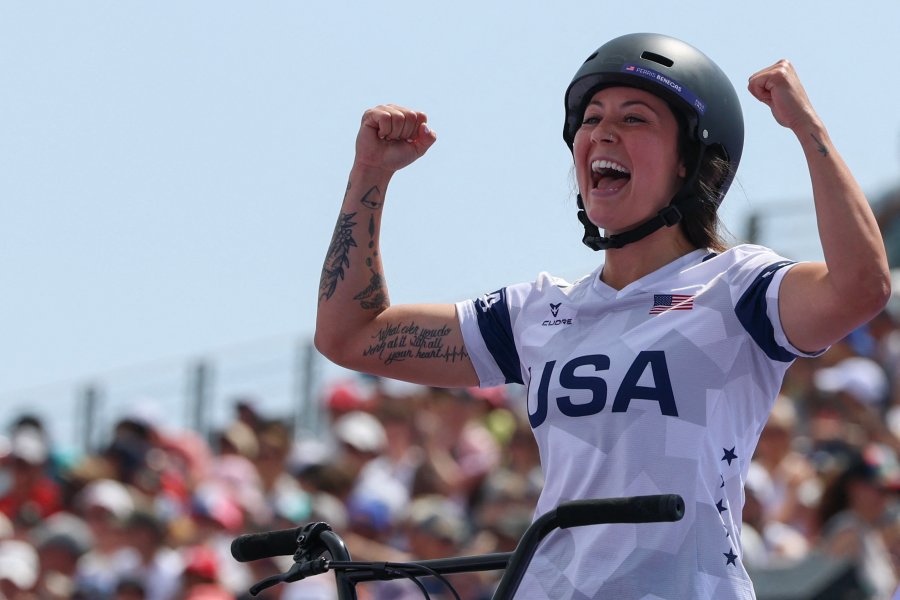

{"left": 6, "top": 300, "right": 900, "bottom": 599}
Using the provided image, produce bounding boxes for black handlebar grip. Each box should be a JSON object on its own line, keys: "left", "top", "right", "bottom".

{"left": 231, "top": 527, "right": 301, "bottom": 562}
{"left": 556, "top": 494, "right": 685, "bottom": 529}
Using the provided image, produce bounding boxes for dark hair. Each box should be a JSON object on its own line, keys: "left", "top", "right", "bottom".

{"left": 816, "top": 454, "right": 873, "bottom": 529}
{"left": 671, "top": 107, "right": 733, "bottom": 252}
{"left": 680, "top": 150, "right": 732, "bottom": 252}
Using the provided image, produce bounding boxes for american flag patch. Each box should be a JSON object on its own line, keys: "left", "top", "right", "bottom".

{"left": 650, "top": 294, "right": 694, "bottom": 315}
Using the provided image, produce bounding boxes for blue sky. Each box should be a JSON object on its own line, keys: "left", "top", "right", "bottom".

{"left": 2, "top": 1, "right": 899, "bottom": 412}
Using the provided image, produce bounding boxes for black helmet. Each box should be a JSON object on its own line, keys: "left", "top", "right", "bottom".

{"left": 564, "top": 32, "right": 744, "bottom": 206}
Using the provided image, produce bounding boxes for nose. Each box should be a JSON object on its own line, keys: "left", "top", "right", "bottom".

{"left": 590, "top": 124, "right": 616, "bottom": 144}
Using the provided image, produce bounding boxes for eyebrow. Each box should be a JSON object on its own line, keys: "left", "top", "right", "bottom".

{"left": 587, "top": 99, "right": 660, "bottom": 114}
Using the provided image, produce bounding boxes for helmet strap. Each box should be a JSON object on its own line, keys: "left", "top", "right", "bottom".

{"left": 577, "top": 198, "right": 683, "bottom": 250}
{"left": 576, "top": 145, "right": 707, "bottom": 251}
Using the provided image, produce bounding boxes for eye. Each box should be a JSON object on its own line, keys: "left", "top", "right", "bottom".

{"left": 580, "top": 110, "right": 603, "bottom": 126}
{"left": 624, "top": 114, "right": 647, "bottom": 124}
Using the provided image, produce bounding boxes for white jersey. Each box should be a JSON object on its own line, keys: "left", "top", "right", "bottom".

{"left": 455, "top": 245, "right": 820, "bottom": 600}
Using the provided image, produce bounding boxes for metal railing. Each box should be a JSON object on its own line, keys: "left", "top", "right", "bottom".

{"left": 0, "top": 335, "right": 325, "bottom": 452}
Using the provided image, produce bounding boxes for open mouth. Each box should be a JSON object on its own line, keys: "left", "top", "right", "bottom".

{"left": 591, "top": 159, "right": 631, "bottom": 191}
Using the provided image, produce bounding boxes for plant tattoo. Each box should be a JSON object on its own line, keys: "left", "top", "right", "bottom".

{"left": 319, "top": 211, "right": 357, "bottom": 302}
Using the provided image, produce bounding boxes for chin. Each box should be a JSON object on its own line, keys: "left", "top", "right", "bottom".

{"left": 585, "top": 211, "right": 624, "bottom": 233}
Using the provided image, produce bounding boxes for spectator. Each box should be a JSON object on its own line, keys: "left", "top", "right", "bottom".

{"left": 118, "top": 510, "right": 183, "bottom": 600}
{"left": 753, "top": 394, "right": 819, "bottom": 540}
{"left": 331, "top": 411, "right": 387, "bottom": 488}
{"left": 187, "top": 484, "right": 253, "bottom": 596}
{"left": 741, "top": 461, "right": 810, "bottom": 569}
{"left": 232, "top": 397, "right": 265, "bottom": 435}
{"left": 114, "top": 577, "right": 147, "bottom": 600}
{"left": 371, "top": 495, "right": 477, "bottom": 600}
{"left": 334, "top": 409, "right": 411, "bottom": 526}
{"left": 815, "top": 356, "right": 891, "bottom": 412}
{"left": 0, "top": 539, "right": 38, "bottom": 599}
{"left": 814, "top": 354, "right": 900, "bottom": 458}
{"left": 367, "top": 400, "right": 423, "bottom": 511}
{"left": 208, "top": 424, "right": 269, "bottom": 530}
{"left": 817, "top": 446, "right": 900, "bottom": 599}
{"left": 867, "top": 307, "right": 900, "bottom": 401}
{"left": 0, "top": 425, "right": 62, "bottom": 529}
{"left": 8, "top": 414, "right": 69, "bottom": 485}
{"left": 74, "top": 478, "right": 140, "bottom": 599}
{"left": 255, "top": 421, "right": 302, "bottom": 510}
{"left": 179, "top": 544, "right": 235, "bottom": 600}
{"left": 473, "top": 417, "right": 542, "bottom": 556}
{"left": 30, "top": 512, "right": 94, "bottom": 599}
{"left": 413, "top": 388, "right": 499, "bottom": 510}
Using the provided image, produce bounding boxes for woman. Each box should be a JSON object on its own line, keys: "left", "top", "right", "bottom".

{"left": 315, "top": 33, "right": 890, "bottom": 599}
{"left": 817, "top": 450, "right": 898, "bottom": 599}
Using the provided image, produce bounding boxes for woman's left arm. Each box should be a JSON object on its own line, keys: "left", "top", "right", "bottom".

{"left": 748, "top": 60, "right": 891, "bottom": 353}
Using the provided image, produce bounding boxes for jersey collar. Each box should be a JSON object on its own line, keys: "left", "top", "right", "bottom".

{"left": 593, "top": 248, "right": 709, "bottom": 298}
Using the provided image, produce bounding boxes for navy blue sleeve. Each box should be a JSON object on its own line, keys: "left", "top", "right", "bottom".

{"left": 734, "top": 260, "right": 797, "bottom": 362}
{"left": 472, "top": 289, "right": 523, "bottom": 385}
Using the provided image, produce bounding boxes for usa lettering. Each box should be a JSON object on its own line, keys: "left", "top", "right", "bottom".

{"left": 528, "top": 351, "right": 677, "bottom": 428}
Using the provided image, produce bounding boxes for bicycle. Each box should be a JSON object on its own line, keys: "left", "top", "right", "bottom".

{"left": 231, "top": 493, "right": 685, "bottom": 599}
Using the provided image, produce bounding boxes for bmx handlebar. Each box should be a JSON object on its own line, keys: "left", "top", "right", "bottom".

{"left": 231, "top": 493, "right": 686, "bottom": 600}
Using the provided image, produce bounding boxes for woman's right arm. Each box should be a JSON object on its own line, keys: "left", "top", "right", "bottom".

{"left": 314, "top": 105, "right": 480, "bottom": 387}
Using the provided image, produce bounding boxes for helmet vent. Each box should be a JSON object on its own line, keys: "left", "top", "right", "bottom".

{"left": 640, "top": 51, "right": 674, "bottom": 68}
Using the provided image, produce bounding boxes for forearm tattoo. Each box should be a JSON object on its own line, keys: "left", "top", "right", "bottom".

{"left": 811, "top": 133, "right": 829, "bottom": 157}
{"left": 354, "top": 270, "right": 388, "bottom": 310}
{"left": 363, "top": 321, "right": 470, "bottom": 366}
{"left": 353, "top": 213, "right": 388, "bottom": 310}
{"left": 319, "top": 211, "right": 358, "bottom": 302}
{"left": 360, "top": 185, "right": 383, "bottom": 209}
{"left": 319, "top": 183, "right": 388, "bottom": 308}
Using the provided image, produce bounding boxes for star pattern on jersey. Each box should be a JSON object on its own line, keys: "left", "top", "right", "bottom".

{"left": 716, "top": 499, "right": 728, "bottom": 514}
{"left": 724, "top": 548, "right": 738, "bottom": 566}
{"left": 712, "top": 452, "right": 737, "bottom": 569}
{"left": 721, "top": 447, "right": 738, "bottom": 466}
{"left": 712, "top": 458, "right": 738, "bottom": 568}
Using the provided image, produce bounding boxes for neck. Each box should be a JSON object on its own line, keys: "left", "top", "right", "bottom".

{"left": 600, "top": 226, "right": 697, "bottom": 290}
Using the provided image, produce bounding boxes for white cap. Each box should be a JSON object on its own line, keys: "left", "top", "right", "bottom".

{"left": 0, "top": 539, "right": 38, "bottom": 590}
{"left": 9, "top": 427, "right": 49, "bottom": 465}
{"left": 119, "top": 400, "right": 163, "bottom": 431}
{"left": 814, "top": 357, "right": 889, "bottom": 405}
{"left": 332, "top": 411, "right": 386, "bottom": 454}
{"left": 76, "top": 479, "right": 135, "bottom": 520}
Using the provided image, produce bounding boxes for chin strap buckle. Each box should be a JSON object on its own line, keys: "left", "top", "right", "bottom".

{"left": 658, "top": 205, "right": 683, "bottom": 227}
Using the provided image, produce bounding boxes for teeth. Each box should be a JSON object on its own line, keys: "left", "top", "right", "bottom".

{"left": 591, "top": 159, "right": 630, "bottom": 175}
